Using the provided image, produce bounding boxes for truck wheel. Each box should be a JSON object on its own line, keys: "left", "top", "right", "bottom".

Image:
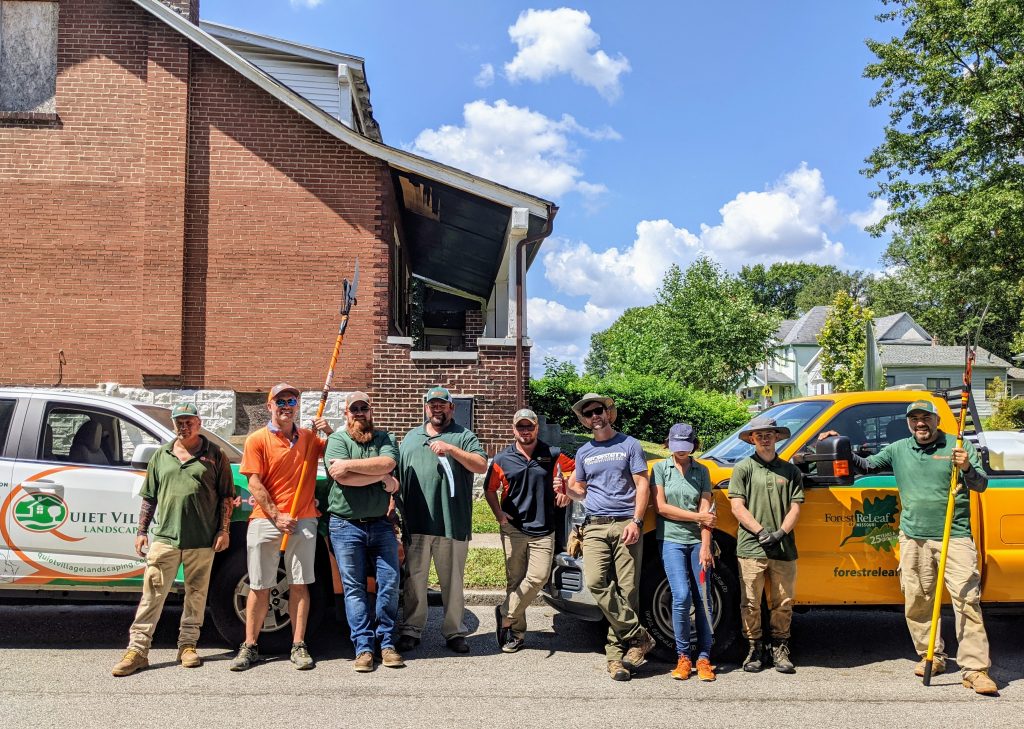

{"left": 208, "top": 542, "right": 330, "bottom": 654}
{"left": 638, "top": 554, "right": 741, "bottom": 661}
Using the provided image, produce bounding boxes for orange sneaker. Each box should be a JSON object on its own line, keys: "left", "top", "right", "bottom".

{"left": 671, "top": 654, "right": 692, "bottom": 680}
{"left": 696, "top": 657, "right": 716, "bottom": 682}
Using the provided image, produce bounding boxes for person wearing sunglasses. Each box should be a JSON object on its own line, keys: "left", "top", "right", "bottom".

{"left": 566, "top": 393, "right": 655, "bottom": 681}
{"left": 323, "top": 391, "right": 404, "bottom": 673}
{"left": 232, "top": 382, "right": 333, "bottom": 672}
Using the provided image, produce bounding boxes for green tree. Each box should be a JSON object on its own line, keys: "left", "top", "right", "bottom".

{"left": 793, "top": 267, "right": 866, "bottom": 315}
{"left": 863, "top": 0, "right": 1024, "bottom": 356}
{"left": 587, "top": 305, "right": 664, "bottom": 379}
{"left": 739, "top": 262, "right": 866, "bottom": 318}
{"left": 819, "top": 292, "right": 875, "bottom": 392}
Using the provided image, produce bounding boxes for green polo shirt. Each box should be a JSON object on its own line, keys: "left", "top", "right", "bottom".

{"left": 865, "top": 432, "right": 984, "bottom": 540}
{"left": 652, "top": 457, "right": 712, "bottom": 545}
{"left": 323, "top": 429, "right": 399, "bottom": 520}
{"left": 141, "top": 436, "right": 235, "bottom": 550}
{"left": 728, "top": 453, "right": 804, "bottom": 560}
{"left": 398, "top": 423, "right": 486, "bottom": 541}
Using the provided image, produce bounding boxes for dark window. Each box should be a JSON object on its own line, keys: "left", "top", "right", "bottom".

{"left": 38, "top": 405, "right": 160, "bottom": 467}
{"left": 807, "top": 402, "right": 911, "bottom": 480}
{"left": 885, "top": 375, "right": 895, "bottom": 387}
{"left": 926, "top": 377, "right": 951, "bottom": 390}
{"left": 0, "top": 1, "right": 58, "bottom": 115}
{"left": 0, "top": 398, "right": 15, "bottom": 452}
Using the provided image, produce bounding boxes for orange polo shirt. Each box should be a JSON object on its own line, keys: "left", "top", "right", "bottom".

{"left": 240, "top": 425, "right": 327, "bottom": 520}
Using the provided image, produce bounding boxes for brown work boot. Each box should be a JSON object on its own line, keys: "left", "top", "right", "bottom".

{"left": 670, "top": 654, "right": 692, "bottom": 680}
{"left": 914, "top": 655, "right": 946, "bottom": 677}
{"left": 177, "top": 645, "right": 201, "bottom": 668}
{"left": 111, "top": 650, "right": 148, "bottom": 677}
{"left": 608, "top": 659, "right": 631, "bottom": 681}
{"left": 696, "top": 657, "right": 717, "bottom": 682}
{"left": 622, "top": 629, "right": 656, "bottom": 672}
{"left": 962, "top": 670, "right": 998, "bottom": 696}
{"left": 353, "top": 652, "right": 375, "bottom": 673}
{"left": 381, "top": 647, "right": 405, "bottom": 668}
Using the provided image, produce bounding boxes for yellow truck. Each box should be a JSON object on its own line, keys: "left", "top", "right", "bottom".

{"left": 544, "top": 389, "right": 1024, "bottom": 657}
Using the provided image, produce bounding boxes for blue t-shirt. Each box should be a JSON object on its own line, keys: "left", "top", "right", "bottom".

{"left": 575, "top": 432, "right": 647, "bottom": 517}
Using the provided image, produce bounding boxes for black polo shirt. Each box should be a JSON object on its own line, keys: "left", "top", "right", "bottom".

{"left": 484, "top": 441, "right": 574, "bottom": 537}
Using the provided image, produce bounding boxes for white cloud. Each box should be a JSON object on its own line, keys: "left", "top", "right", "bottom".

{"left": 289, "top": 0, "right": 323, "bottom": 8}
{"left": 504, "top": 8, "right": 631, "bottom": 101}
{"left": 527, "top": 297, "right": 617, "bottom": 373}
{"left": 408, "top": 99, "right": 617, "bottom": 200}
{"left": 474, "top": 63, "right": 495, "bottom": 88}
{"left": 849, "top": 198, "right": 889, "bottom": 229}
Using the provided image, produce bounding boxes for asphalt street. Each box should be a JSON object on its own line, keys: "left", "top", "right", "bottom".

{"left": 0, "top": 601, "right": 1020, "bottom": 728}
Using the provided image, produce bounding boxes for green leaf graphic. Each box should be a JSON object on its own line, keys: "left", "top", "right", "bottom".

{"left": 839, "top": 494, "right": 898, "bottom": 548}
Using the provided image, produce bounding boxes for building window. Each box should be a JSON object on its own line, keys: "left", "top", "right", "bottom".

{"left": 926, "top": 377, "right": 951, "bottom": 391}
{"left": 885, "top": 375, "right": 896, "bottom": 387}
{"left": 0, "top": 0, "right": 58, "bottom": 117}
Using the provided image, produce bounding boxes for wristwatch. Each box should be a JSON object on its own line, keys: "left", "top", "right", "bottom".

{"left": 631, "top": 517, "right": 644, "bottom": 528}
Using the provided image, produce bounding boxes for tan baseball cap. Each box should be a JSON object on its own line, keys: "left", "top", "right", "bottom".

{"left": 345, "top": 391, "right": 371, "bottom": 409}
{"left": 268, "top": 383, "right": 300, "bottom": 403}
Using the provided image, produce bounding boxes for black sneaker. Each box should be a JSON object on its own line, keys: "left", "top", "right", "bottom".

{"left": 229, "top": 642, "right": 259, "bottom": 672}
{"left": 743, "top": 640, "right": 764, "bottom": 673}
{"left": 502, "top": 634, "right": 525, "bottom": 653}
{"left": 446, "top": 636, "right": 470, "bottom": 654}
{"left": 494, "top": 605, "right": 508, "bottom": 649}
{"left": 396, "top": 634, "right": 420, "bottom": 653}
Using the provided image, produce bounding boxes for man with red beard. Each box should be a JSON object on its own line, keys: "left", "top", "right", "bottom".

{"left": 324, "top": 391, "right": 404, "bottom": 672}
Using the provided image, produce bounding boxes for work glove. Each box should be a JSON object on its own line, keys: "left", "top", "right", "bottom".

{"left": 756, "top": 529, "right": 774, "bottom": 547}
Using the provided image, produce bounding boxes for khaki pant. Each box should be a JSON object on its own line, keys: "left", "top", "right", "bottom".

{"left": 499, "top": 523, "right": 555, "bottom": 637}
{"left": 127, "top": 541, "right": 216, "bottom": 655}
{"left": 738, "top": 557, "right": 797, "bottom": 641}
{"left": 581, "top": 519, "right": 644, "bottom": 661}
{"left": 898, "top": 533, "right": 990, "bottom": 674}
{"left": 401, "top": 534, "right": 469, "bottom": 640}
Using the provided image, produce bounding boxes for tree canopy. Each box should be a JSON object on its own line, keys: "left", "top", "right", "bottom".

{"left": 739, "top": 262, "right": 867, "bottom": 319}
{"left": 819, "top": 292, "right": 875, "bottom": 393}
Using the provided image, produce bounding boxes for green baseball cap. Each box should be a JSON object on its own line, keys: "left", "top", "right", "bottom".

{"left": 171, "top": 402, "right": 199, "bottom": 419}
{"left": 906, "top": 400, "right": 938, "bottom": 416}
{"left": 424, "top": 386, "right": 453, "bottom": 403}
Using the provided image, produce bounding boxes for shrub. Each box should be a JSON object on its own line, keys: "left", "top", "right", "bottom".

{"left": 990, "top": 397, "right": 1024, "bottom": 431}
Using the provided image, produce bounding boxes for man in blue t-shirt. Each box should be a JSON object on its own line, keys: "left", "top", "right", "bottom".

{"left": 567, "top": 393, "right": 654, "bottom": 681}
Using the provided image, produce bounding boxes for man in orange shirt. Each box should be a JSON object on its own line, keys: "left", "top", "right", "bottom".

{"left": 230, "top": 383, "right": 332, "bottom": 671}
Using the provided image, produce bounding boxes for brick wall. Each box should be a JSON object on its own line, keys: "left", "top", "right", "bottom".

{"left": 462, "top": 307, "right": 484, "bottom": 350}
{"left": 370, "top": 339, "right": 530, "bottom": 454}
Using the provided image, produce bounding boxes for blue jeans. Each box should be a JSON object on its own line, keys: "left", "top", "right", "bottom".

{"left": 328, "top": 516, "right": 400, "bottom": 656}
{"left": 661, "top": 540, "right": 713, "bottom": 659}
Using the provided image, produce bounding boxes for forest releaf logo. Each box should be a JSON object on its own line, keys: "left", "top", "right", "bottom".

{"left": 836, "top": 494, "right": 900, "bottom": 552}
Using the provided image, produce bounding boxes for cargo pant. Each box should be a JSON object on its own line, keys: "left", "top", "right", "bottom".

{"left": 581, "top": 518, "right": 644, "bottom": 661}
{"left": 401, "top": 534, "right": 469, "bottom": 640}
{"left": 737, "top": 557, "right": 797, "bottom": 641}
{"left": 898, "top": 533, "right": 990, "bottom": 675}
{"left": 499, "top": 523, "right": 555, "bottom": 638}
{"left": 127, "top": 541, "right": 216, "bottom": 654}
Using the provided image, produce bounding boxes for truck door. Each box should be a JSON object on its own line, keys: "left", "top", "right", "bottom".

{"left": 796, "top": 402, "right": 909, "bottom": 605}
{"left": 4, "top": 398, "right": 162, "bottom": 587}
{"left": 0, "top": 397, "right": 21, "bottom": 582}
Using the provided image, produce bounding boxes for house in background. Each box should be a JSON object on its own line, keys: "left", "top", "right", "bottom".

{"left": 743, "top": 307, "right": 1022, "bottom": 416}
{"left": 0, "top": 0, "right": 555, "bottom": 452}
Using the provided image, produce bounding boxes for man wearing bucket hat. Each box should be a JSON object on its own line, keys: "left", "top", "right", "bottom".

{"left": 565, "top": 393, "right": 655, "bottom": 681}
{"left": 112, "top": 403, "right": 236, "bottom": 676}
{"left": 821, "top": 399, "right": 996, "bottom": 695}
{"left": 484, "top": 408, "right": 575, "bottom": 653}
{"left": 728, "top": 415, "right": 803, "bottom": 674}
{"left": 397, "top": 386, "right": 487, "bottom": 654}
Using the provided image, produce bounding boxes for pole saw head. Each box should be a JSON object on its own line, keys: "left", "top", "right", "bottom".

{"left": 341, "top": 259, "right": 359, "bottom": 316}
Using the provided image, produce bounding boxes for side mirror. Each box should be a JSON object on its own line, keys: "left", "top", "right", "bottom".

{"left": 802, "top": 435, "right": 854, "bottom": 486}
{"left": 131, "top": 443, "right": 160, "bottom": 469}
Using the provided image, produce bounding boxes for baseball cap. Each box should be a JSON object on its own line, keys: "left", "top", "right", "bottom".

{"left": 424, "top": 386, "right": 453, "bottom": 403}
{"left": 667, "top": 423, "right": 697, "bottom": 453}
{"left": 345, "top": 391, "right": 371, "bottom": 409}
{"left": 171, "top": 402, "right": 198, "bottom": 419}
{"left": 513, "top": 408, "right": 538, "bottom": 425}
{"left": 906, "top": 400, "right": 938, "bottom": 416}
{"left": 267, "top": 383, "right": 300, "bottom": 403}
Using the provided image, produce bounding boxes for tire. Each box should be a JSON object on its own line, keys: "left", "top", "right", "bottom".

{"left": 208, "top": 540, "right": 331, "bottom": 654}
{"left": 638, "top": 545, "right": 742, "bottom": 661}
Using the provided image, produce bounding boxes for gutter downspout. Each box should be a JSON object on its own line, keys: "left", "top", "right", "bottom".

{"left": 515, "top": 205, "right": 558, "bottom": 409}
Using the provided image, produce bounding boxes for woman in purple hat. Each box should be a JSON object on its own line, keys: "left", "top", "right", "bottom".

{"left": 652, "top": 423, "right": 717, "bottom": 681}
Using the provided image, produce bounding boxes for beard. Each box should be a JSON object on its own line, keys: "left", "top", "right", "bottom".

{"left": 347, "top": 418, "right": 375, "bottom": 444}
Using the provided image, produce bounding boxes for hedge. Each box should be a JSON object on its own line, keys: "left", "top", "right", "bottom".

{"left": 529, "top": 371, "right": 750, "bottom": 446}
{"left": 990, "top": 397, "right": 1024, "bottom": 431}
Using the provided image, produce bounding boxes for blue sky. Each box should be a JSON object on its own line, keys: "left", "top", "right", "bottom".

{"left": 202, "top": 1, "right": 894, "bottom": 373}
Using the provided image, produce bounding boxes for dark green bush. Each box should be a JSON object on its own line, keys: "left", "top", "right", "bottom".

{"left": 990, "top": 397, "right": 1024, "bottom": 431}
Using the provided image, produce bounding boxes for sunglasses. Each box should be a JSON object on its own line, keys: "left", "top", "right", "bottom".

{"left": 581, "top": 406, "right": 605, "bottom": 418}
{"left": 349, "top": 405, "right": 370, "bottom": 414}
{"left": 274, "top": 397, "right": 299, "bottom": 407}
{"left": 515, "top": 422, "right": 537, "bottom": 430}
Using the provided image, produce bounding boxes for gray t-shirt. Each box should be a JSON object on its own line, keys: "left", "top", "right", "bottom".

{"left": 575, "top": 432, "right": 647, "bottom": 517}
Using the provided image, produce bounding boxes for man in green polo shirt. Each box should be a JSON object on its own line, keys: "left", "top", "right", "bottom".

{"left": 324, "top": 391, "right": 404, "bottom": 673}
{"left": 112, "top": 403, "right": 235, "bottom": 677}
{"left": 396, "top": 386, "right": 487, "bottom": 655}
{"left": 839, "top": 399, "right": 997, "bottom": 695}
{"left": 728, "top": 416, "right": 803, "bottom": 675}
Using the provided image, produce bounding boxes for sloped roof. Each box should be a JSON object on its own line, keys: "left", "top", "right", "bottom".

{"left": 781, "top": 306, "right": 831, "bottom": 345}
{"left": 880, "top": 345, "right": 1013, "bottom": 369}
{"left": 775, "top": 319, "right": 796, "bottom": 342}
{"left": 872, "top": 313, "right": 903, "bottom": 340}
{"left": 750, "top": 368, "right": 795, "bottom": 385}
{"left": 1007, "top": 367, "right": 1024, "bottom": 381}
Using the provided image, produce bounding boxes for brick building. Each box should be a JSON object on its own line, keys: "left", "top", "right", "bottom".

{"left": 0, "top": 0, "right": 556, "bottom": 452}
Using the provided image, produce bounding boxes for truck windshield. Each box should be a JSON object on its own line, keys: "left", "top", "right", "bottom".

{"left": 701, "top": 400, "right": 831, "bottom": 464}
{"left": 137, "top": 405, "right": 243, "bottom": 464}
